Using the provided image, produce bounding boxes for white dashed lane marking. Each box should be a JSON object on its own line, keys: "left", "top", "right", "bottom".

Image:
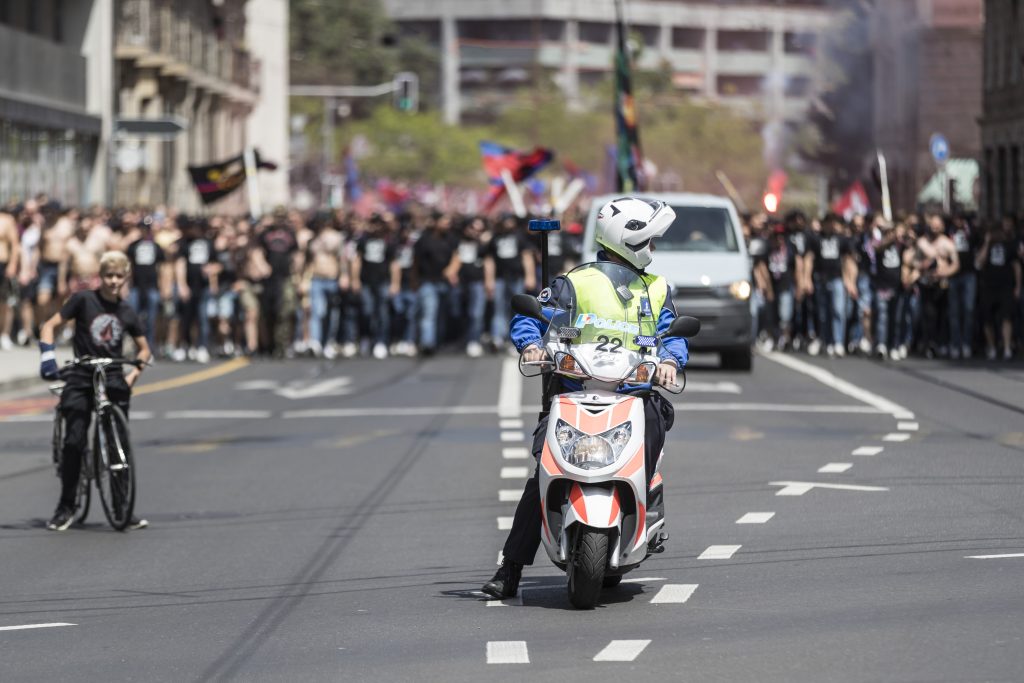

{"left": 165, "top": 410, "right": 272, "bottom": 419}
{"left": 898, "top": 421, "right": 919, "bottom": 431}
{"left": 487, "top": 641, "right": 530, "bottom": 664}
{"left": 965, "top": 553, "right": 1024, "bottom": 560}
{"left": 501, "top": 467, "right": 529, "bottom": 479}
{"left": 502, "top": 447, "right": 530, "bottom": 459}
{"left": 500, "top": 431, "right": 525, "bottom": 443}
{"left": 499, "top": 489, "right": 522, "bottom": 502}
{"left": 818, "top": 463, "right": 853, "bottom": 473}
{"left": 698, "top": 545, "right": 741, "bottom": 560}
{"left": 736, "top": 512, "right": 775, "bottom": 524}
{"left": 500, "top": 419, "right": 524, "bottom": 430}
{"left": 0, "top": 623, "right": 76, "bottom": 632}
{"left": 852, "top": 446, "right": 884, "bottom": 456}
{"left": 593, "top": 640, "right": 652, "bottom": 662}
{"left": 772, "top": 481, "right": 889, "bottom": 495}
{"left": 650, "top": 584, "right": 699, "bottom": 604}
{"left": 497, "top": 517, "right": 514, "bottom": 530}
{"left": 883, "top": 432, "right": 911, "bottom": 442}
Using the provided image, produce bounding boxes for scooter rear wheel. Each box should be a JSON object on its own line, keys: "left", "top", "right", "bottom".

{"left": 568, "top": 527, "right": 609, "bottom": 609}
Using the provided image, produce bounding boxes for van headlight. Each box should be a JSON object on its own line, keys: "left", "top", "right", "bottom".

{"left": 555, "top": 419, "right": 632, "bottom": 470}
{"left": 729, "top": 280, "right": 752, "bottom": 300}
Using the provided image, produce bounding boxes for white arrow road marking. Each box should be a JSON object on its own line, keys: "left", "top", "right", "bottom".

{"left": 699, "top": 545, "right": 741, "bottom": 560}
{"left": 771, "top": 481, "right": 889, "bottom": 496}
{"left": 736, "top": 512, "right": 775, "bottom": 524}
{"left": 818, "top": 463, "right": 853, "bottom": 473}
{"left": 965, "top": 553, "right": 1024, "bottom": 559}
{"left": 683, "top": 381, "right": 742, "bottom": 394}
{"left": 884, "top": 432, "right": 911, "bottom": 442}
{"left": 497, "top": 517, "right": 514, "bottom": 530}
{"left": 502, "top": 447, "right": 530, "bottom": 459}
{"left": 0, "top": 623, "right": 76, "bottom": 632}
{"left": 499, "top": 490, "right": 522, "bottom": 502}
{"left": 165, "top": 410, "right": 271, "bottom": 419}
{"left": 234, "top": 380, "right": 280, "bottom": 390}
{"left": 486, "top": 595, "right": 523, "bottom": 607}
{"left": 487, "top": 641, "right": 529, "bottom": 664}
{"left": 498, "top": 357, "right": 523, "bottom": 419}
{"left": 501, "top": 467, "right": 529, "bottom": 479}
{"left": 500, "top": 419, "right": 524, "bottom": 429}
{"left": 650, "top": 584, "right": 699, "bottom": 604}
{"left": 276, "top": 377, "right": 353, "bottom": 400}
{"left": 593, "top": 640, "right": 652, "bottom": 662}
{"left": 852, "top": 446, "right": 884, "bottom": 456}
{"left": 500, "top": 431, "right": 525, "bottom": 442}
{"left": 898, "top": 421, "right": 919, "bottom": 431}
{"left": 760, "top": 351, "right": 914, "bottom": 419}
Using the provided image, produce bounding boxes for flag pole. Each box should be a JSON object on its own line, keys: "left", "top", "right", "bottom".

{"left": 876, "top": 149, "right": 892, "bottom": 222}
{"left": 243, "top": 146, "right": 263, "bottom": 219}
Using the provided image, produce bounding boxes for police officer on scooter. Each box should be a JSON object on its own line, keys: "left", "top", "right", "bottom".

{"left": 482, "top": 197, "right": 689, "bottom": 600}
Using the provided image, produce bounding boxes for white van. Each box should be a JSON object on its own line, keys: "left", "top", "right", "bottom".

{"left": 582, "top": 193, "right": 753, "bottom": 370}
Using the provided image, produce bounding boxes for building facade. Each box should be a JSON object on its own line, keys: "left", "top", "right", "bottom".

{"left": 871, "top": 0, "right": 984, "bottom": 212}
{"left": 383, "top": 0, "right": 834, "bottom": 141}
{"left": 0, "top": 0, "right": 112, "bottom": 206}
{"left": 980, "top": 0, "right": 1024, "bottom": 218}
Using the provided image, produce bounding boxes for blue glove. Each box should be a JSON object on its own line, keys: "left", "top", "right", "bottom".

{"left": 39, "top": 342, "right": 58, "bottom": 380}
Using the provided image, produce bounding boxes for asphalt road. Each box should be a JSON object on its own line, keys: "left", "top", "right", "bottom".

{"left": 0, "top": 351, "right": 1022, "bottom": 682}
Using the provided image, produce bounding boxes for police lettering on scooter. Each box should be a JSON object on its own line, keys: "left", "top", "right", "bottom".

{"left": 482, "top": 197, "right": 690, "bottom": 602}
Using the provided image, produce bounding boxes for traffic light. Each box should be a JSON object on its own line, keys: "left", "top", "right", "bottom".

{"left": 393, "top": 72, "right": 419, "bottom": 113}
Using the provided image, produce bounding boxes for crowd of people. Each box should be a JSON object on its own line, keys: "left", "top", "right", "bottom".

{"left": 1, "top": 196, "right": 1022, "bottom": 364}
{"left": 746, "top": 209, "right": 1024, "bottom": 361}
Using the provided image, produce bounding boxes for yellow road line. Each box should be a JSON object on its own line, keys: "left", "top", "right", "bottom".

{"left": 134, "top": 357, "right": 250, "bottom": 396}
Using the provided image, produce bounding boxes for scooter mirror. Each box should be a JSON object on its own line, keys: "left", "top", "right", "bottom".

{"left": 664, "top": 315, "right": 701, "bottom": 339}
{"left": 511, "top": 293, "right": 545, "bottom": 321}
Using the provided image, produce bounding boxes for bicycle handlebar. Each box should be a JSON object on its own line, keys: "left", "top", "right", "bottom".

{"left": 65, "top": 356, "right": 148, "bottom": 370}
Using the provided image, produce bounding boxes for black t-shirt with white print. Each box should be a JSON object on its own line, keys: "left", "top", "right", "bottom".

{"left": 487, "top": 231, "right": 529, "bottom": 280}
{"left": 60, "top": 290, "right": 143, "bottom": 381}
{"left": 810, "top": 233, "right": 851, "bottom": 280}
{"left": 874, "top": 240, "right": 903, "bottom": 290}
{"left": 457, "top": 235, "right": 485, "bottom": 283}
{"left": 357, "top": 234, "right": 395, "bottom": 286}
{"left": 126, "top": 237, "right": 165, "bottom": 290}
{"left": 177, "top": 237, "right": 214, "bottom": 289}
{"left": 767, "top": 239, "right": 796, "bottom": 292}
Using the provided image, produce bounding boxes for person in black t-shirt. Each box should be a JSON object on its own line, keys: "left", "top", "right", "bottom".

{"left": 767, "top": 223, "right": 797, "bottom": 349}
{"left": 947, "top": 214, "right": 980, "bottom": 358}
{"left": 484, "top": 214, "right": 536, "bottom": 353}
{"left": 353, "top": 214, "right": 399, "bottom": 359}
{"left": 806, "top": 213, "right": 855, "bottom": 356}
{"left": 872, "top": 220, "right": 904, "bottom": 357}
{"left": 413, "top": 212, "right": 458, "bottom": 355}
{"left": 38, "top": 251, "right": 152, "bottom": 531}
{"left": 258, "top": 210, "right": 299, "bottom": 357}
{"left": 174, "top": 218, "right": 218, "bottom": 363}
{"left": 391, "top": 218, "right": 420, "bottom": 356}
{"left": 976, "top": 216, "right": 1022, "bottom": 360}
{"left": 451, "top": 216, "right": 488, "bottom": 357}
{"left": 126, "top": 216, "right": 167, "bottom": 348}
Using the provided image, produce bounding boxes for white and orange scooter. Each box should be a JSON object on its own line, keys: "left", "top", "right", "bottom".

{"left": 513, "top": 262, "right": 699, "bottom": 609}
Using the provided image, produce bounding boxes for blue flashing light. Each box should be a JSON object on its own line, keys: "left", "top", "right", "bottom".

{"left": 528, "top": 219, "right": 561, "bottom": 232}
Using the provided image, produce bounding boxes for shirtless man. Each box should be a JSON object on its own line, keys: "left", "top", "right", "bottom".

{"left": 0, "top": 208, "right": 20, "bottom": 349}
{"left": 66, "top": 213, "right": 108, "bottom": 295}
{"left": 915, "top": 213, "right": 959, "bottom": 356}
{"left": 36, "top": 204, "right": 73, "bottom": 324}
{"left": 238, "top": 219, "right": 273, "bottom": 355}
{"left": 291, "top": 210, "right": 316, "bottom": 354}
{"left": 17, "top": 206, "right": 42, "bottom": 345}
{"left": 304, "top": 214, "right": 347, "bottom": 358}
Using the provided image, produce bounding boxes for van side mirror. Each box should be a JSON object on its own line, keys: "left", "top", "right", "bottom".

{"left": 665, "top": 315, "right": 700, "bottom": 338}
{"left": 511, "top": 293, "right": 545, "bottom": 321}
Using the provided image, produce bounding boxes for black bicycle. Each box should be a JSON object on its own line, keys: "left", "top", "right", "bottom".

{"left": 50, "top": 357, "right": 143, "bottom": 531}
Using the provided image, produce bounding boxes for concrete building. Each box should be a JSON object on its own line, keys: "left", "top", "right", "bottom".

{"left": 382, "top": 0, "right": 834, "bottom": 141}
{"left": 980, "top": 0, "right": 1024, "bottom": 218}
{"left": 871, "top": 0, "right": 984, "bottom": 212}
{"left": 0, "top": 0, "right": 113, "bottom": 205}
{"left": 245, "top": 0, "right": 289, "bottom": 209}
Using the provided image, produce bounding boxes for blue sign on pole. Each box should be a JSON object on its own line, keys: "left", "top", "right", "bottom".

{"left": 930, "top": 133, "right": 950, "bottom": 164}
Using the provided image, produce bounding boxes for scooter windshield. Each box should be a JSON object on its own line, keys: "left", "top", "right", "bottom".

{"left": 543, "top": 261, "right": 661, "bottom": 384}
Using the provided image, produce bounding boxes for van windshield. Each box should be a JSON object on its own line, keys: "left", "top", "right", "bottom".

{"left": 655, "top": 206, "right": 739, "bottom": 252}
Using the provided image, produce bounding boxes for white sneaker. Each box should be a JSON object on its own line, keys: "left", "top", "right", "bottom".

{"left": 897, "top": 345, "right": 908, "bottom": 360}
{"left": 341, "top": 342, "right": 358, "bottom": 358}
{"left": 16, "top": 328, "right": 29, "bottom": 346}
{"left": 949, "top": 346, "right": 961, "bottom": 360}
{"left": 962, "top": 345, "right": 972, "bottom": 359}
{"left": 171, "top": 348, "right": 187, "bottom": 363}
{"left": 858, "top": 337, "right": 872, "bottom": 354}
{"left": 308, "top": 340, "right": 323, "bottom": 358}
{"left": 986, "top": 346, "right": 997, "bottom": 361}
{"left": 195, "top": 347, "right": 210, "bottom": 364}
{"left": 0, "top": 334, "right": 11, "bottom": 351}
{"left": 293, "top": 340, "right": 308, "bottom": 355}
{"left": 889, "top": 347, "right": 901, "bottom": 361}
{"left": 222, "top": 340, "right": 235, "bottom": 356}
{"left": 876, "top": 344, "right": 887, "bottom": 359}
{"left": 834, "top": 345, "right": 845, "bottom": 358}
{"left": 1003, "top": 348, "right": 1013, "bottom": 361}
{"left": 466, "top": 341, "right": 483, "bottom": 358}
{"left": 807, "top": 339, "right": 821, "bottom": 356}
{"left": 826, "top": 344, "right": 836, "bottom": 358}
{"left": 323, "top": 343, "right": 338, "bottom": 360}
{"left": 187, "top": 347, "right": 197, "bottom": 361}
{"left": 372, "top": 342, "right": 388, "bottom": 360}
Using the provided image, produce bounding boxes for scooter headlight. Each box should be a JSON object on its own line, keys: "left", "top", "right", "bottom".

{"left": 555, "top": 419, "right": 633, "bottom": 470}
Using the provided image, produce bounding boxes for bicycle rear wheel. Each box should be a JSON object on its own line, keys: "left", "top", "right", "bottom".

{"left": 93, "top": 405, "right": 135, "bottom": 531}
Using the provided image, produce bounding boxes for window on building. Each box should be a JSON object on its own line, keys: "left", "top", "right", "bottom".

{"left": 718, "top": 30, "right": 769, "bottom": 52}
{"left": 784, "top": 32, "right": 815, "bottom": 55}
{"left": 717, "top": 74, "right": 762, "bottom": 96}
{"left": 631, "top": 24, "right": 659, "bottom": 49}
{"left": 579, "top": 21, "right": 611, "bottom": 44}
{"left": 672, "top": 27, "right": 704, "bottom": 50}
{"left": 785, "top": 75, "right": 811, "bottom": 97}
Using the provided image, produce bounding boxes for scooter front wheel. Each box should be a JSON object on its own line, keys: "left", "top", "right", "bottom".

{"left": 568, "top": 527, "right": 610, "bottom": 609}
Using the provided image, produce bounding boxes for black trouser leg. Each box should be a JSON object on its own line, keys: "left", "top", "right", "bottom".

{"left": 59, "top": 409, "right": 90, "bottom": 510}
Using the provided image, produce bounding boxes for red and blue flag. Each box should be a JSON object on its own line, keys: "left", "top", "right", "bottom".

{"left": 479, "top": 141, "right": 553, "bottom": 212}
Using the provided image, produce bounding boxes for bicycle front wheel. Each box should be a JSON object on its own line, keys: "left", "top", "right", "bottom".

{"left": 93, "top": 405, "right": 136, "bottom": 531}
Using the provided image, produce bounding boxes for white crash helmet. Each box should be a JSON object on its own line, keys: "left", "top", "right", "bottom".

{"left": 595, "top": 196, "right": 676, "bottom": 269}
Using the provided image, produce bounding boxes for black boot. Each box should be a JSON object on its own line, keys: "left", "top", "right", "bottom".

{"left": 482, "top": 560, "right": 523, "bottom": 599}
